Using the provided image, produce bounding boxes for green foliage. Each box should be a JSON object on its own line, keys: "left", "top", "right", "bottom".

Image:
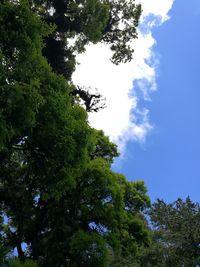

{"left": 0, "top": 1, "right": 148, "bottom": 266}
{"left": 145, "top": 197, "right": 200, "bottom": 266}
{"left": 4, "top": 258, "right": 38, "bottom": 267}
{"left": 90, "top": 129, "right": 119, "bottom": 164}
{"left": 34, "top": 0, "right": 141, "bottom": 79}
{"left": 0, "top": 0, "right": 53, "bottom": 149}
{"left": 104, "top": 0, "right": 142, "bottom": 64}
{"left": 136, "top": 231, "right": 167, "bottom": 267}
{"left": 70, "top": 231, "right": 108, "bottom": 267}
{"left": 74, "top": 0, "right": 109, "bottom": 43}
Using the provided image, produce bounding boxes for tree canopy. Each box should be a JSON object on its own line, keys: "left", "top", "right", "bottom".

{"left": 33, "top": 0, "right": 142, "bottom": 79}
{"left": 0, "top": 1, "right": 151, "bottom": 266}
{"left": 132, "top": 197, "right": 200, "bottom": 267}
{"left": 149, "top": 197, "right": 200, "bottom": 266}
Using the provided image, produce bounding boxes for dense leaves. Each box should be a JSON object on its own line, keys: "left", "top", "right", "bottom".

{"left": 133, "top": 198, "right": 200, "bottom": 267}
{"left": 148, "top": 197, "right": 200, "bottom": 266}
{"left": 2, "top": 258, "right": 38, "bottom": 267}
{"left": 0, "top": 1, "right": 150, "bottom": 266}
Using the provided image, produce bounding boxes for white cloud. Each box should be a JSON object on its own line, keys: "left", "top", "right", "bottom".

{"left": 72, "top": 0, "right": 174, "bottom": 154}
{"left": 140, "top": 0, "right": 174, "bottom": 23}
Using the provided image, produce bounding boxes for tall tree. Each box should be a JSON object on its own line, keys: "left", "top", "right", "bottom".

{"left": 0, "top": 1, "right": 148, "bottom": 266}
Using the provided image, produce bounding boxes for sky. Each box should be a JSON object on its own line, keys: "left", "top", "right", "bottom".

{"left": 73, "top": 0, "right": 200, "bottom": 203}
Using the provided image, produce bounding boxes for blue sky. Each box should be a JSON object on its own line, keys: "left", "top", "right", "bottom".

{"left": 114, "top": 0, "right": 200, "bottom": 203}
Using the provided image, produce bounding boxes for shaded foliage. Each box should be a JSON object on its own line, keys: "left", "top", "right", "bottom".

{"left": 3, "top": 258, "right": 38, "bottom": 267}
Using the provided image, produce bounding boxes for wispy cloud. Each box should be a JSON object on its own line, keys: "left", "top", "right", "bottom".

{"left": 72, "top": 0, "right": 174, "bottom": 154}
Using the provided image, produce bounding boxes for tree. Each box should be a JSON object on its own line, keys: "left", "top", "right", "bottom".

{"left": 31, "top": 0, "right": 142, "bottom": 79}
{"left": 30, "top": 0, "right": 142, "bottom": 108}
{"left": 0, "top": 1, "right": 150, "bottom": 266}
{"left": 147, "top": 197, "right": 200, "bottom": 267}
{"left": 135, "top": 230, "right": 168, "bottom": 267}
{"left": 0, "top": 0, "right": 91, "bottom": 262}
